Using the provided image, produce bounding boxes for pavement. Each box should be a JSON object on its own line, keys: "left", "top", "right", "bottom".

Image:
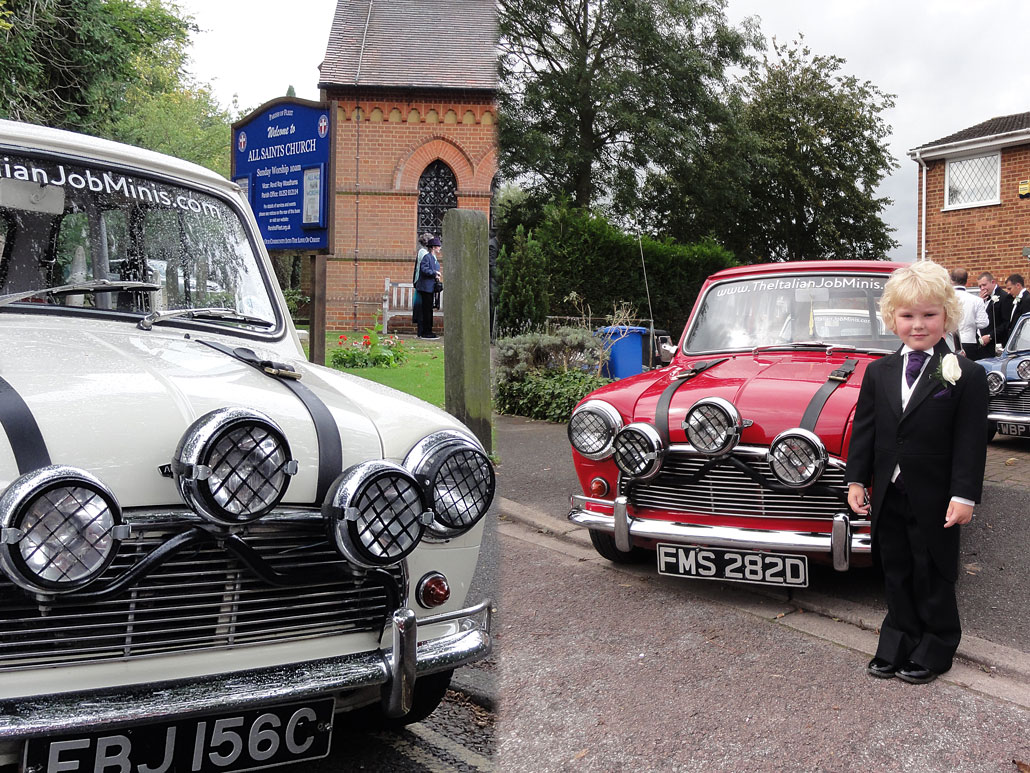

{"left": 448, "top": 413, "right": 1030, "bottom": 712}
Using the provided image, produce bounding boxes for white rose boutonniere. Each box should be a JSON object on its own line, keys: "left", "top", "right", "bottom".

{"left": 991, "top": 294, "right": 1000, "bottom": 304}
{"left": 935, "top": 352, "right": 962, "bottom": 390}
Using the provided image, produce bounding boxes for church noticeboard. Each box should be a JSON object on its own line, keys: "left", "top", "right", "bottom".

{"left": 232, "top": 99, "right": 331, "bottom": 251}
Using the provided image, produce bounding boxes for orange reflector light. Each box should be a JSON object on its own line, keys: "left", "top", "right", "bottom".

{"left": 416, "top": 572, "right": 451, "bottom": 608}
{"left": 589, "top": 477, "right": 610, "bottom": 497}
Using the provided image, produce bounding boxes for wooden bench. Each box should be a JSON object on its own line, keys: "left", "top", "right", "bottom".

{"left": 382, "top": 279, "right": 444, "bottom": 334}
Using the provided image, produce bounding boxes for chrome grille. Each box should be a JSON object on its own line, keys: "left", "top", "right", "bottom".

{"left": 624, "top": 447, "right": 848, "bottom": 519}
{"left": 0, "top": 513, "right": 402, "bottom": 671}
{"left": 989, "top": 381, "right": 1030, "bottom": 414}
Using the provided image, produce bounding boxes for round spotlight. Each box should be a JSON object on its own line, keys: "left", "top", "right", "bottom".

{"left": 407, "top": 437, "right": 495, "bottom": 539}
{"left": 324, "top": 461, "right": 430, "bottom": 568}
{"left": 0, "top": 466, "right": 122, "bottom": 594}
{"left": 173, "top": 408, "right": 298, "bottom": 526}
{"left": 682, "top": 397, "right": 742, "bottom": 456}
{"left": 768, "top": 429, "right": 828, "bottom": 488}
{"left": 568, "top": 401, "right": 624, "bottom": 460}
{"left": 1017, "top": 359, "right": 1030, "bottom": 381}
{"left": 986, "top": 370, "right": 1006, "bottom": 396}
{"left": 612, "top": 423, "right": 665, "bottom": 480}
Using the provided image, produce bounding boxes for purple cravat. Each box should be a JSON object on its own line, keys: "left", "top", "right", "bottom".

{"left": 905, "top": 350, "right": 928, "bottom": 387}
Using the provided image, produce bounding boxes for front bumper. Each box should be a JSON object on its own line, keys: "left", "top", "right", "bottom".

{"left": 0, "top": 599, "right": 490, "bottom": 744}
{"left": 569, "top": 494, "right": 871, "bottom": 571}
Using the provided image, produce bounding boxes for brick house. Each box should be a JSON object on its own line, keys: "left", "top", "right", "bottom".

{"left": 910, "top": 112, "right": 1030, "bottom": 280}
{"left": 316, "top": 0, "right": 498, "bottom": 330}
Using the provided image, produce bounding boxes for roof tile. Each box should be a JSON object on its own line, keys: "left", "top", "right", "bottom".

{"left": 917, "top": 111, "right": 1030, "bottom": 150}
{"left": 319, "top": 0, "right": 497, "bottom": 91}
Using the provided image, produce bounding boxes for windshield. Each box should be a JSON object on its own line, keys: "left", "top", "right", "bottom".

{"left": 684, "top": 273, "right": 893, "bottom": 353}
{"left": 1008, "top": 318, "right": 1030, "bottom": 353}
{"left": 0, "top": 151, "right": 276, "bottom": 326}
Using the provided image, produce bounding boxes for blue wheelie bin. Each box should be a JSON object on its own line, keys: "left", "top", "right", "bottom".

{"left": 598, "top": 325, "right": 648, "bottom": 379}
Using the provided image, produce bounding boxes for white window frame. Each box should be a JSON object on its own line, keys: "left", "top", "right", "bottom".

{"left": 943, "top": 151, "right": 1001, "bottom": 211}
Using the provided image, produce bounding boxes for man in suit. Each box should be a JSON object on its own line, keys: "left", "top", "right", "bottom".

{"left": 950, "top": 267, "right": 988, "bottom": 359}
{"left": 1002, "top": 273, "right": 1030, "bottom": 347}
{"left": 976, "top": 271, "right": 1009, "bottom": 357}
{"left": 846, "top": 261, "right": 988, "bottom": 684}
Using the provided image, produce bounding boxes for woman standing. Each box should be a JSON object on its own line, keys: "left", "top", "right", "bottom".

{"left": 411, "top": 232, "right": 433, "bottom": 328}
{"left": 415, "top": 236, "right": 442, "bottom": 339}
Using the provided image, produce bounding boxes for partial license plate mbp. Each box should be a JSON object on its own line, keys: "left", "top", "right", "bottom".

{"left": 996, "top": 421, "right": 1028, "bottom": 437}
{"left": 657, "top": 544, "right": 808, "bottom": 587}
{"left": 25, "top": 698, "right": 334, "bottom": 773}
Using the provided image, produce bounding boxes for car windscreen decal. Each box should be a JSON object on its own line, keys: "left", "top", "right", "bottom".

{"left": 0, "top": 375, "right": 51, "bottom": 473}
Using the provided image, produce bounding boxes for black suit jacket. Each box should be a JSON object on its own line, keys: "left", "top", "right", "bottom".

{"left": 845, "top": 339, "right": 988, "bottom": 580}
{"left": 983, "top": 290, "right": 1008, "bottom": 349}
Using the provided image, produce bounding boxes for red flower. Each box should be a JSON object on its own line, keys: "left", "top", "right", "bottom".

{"left": 340, "top": 335, "right": 348, "bottom": 342}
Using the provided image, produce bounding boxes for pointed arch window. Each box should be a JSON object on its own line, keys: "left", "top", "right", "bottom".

{"left": 418, "top": 160, "right": 457, "bottom": 238}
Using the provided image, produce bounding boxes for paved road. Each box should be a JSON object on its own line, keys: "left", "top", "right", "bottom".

{"left": 495, "top": 523, "right": 1030, "bottom": 772}
{"left": 493, "top": 413, "right": 1030, "bottom": 655}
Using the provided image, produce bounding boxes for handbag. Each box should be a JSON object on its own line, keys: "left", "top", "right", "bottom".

{"left": 433, "top": 279, "right": 444, "bottom": 293}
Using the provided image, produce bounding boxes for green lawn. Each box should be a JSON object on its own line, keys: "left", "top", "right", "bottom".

{"left": 322, "top": 331, "right": 446, "bottom": 408}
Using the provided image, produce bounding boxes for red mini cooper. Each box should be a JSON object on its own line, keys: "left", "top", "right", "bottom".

{"left": 568, "top": 261, "right": 905, "bottom": 588}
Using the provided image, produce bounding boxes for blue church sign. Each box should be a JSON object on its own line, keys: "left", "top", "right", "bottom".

{"left": 231, "top": 98, "right": 332, "bottom": 251}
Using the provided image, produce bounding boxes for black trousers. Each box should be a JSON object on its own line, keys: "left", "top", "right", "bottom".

{"left": 417, "top": 289, "right": 434, "bottom": 336}
{"left": 874, "top": 482, "right": 961, "bottom": 672}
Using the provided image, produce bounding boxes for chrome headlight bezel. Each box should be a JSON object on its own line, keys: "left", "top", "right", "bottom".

{"left": 682, "top": 397, "right": 742, "bottom": 457}
{"left": 0, "top": 466, "right": 123, "bottom": 594}
{"left": 405, "top": 431, "right": 495, "bottom": 539}
{"left": 568, "top": 400, "right": 624, "bottom": 460}
{"left": 612, "top": 422, "right": 666, "bottom": 480}
{"left": 172, "top": 407, "right": 298, "bottom": 527}
{"left": 767, "top": 428, "right": 828, "bottom": 489}
{"left": 986, "top": 369, "right": 1006, "bottom": 396}
{"left": 1016, "top": 359, "right": 1030, "bottom": 381}
{"left": 323, "top": 460, "right": 431, "bottom": 568}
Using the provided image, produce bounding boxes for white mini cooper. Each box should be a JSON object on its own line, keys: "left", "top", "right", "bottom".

{"left": 0, "top": 119, "right": 493, "bottom": 772}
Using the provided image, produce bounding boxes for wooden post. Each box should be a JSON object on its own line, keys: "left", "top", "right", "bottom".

{"left": 309, "top": 253, "right": 327, "bottom": 365}
{"left": 442, "top": 210, "right": 491, "bottom": 453}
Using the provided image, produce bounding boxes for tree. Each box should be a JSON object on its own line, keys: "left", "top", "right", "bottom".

{"left": 0, "top": 0, "right": 193, "bottom": 136}
{"left": 496, "top": 225, "right": 550, "bottom": 335}
{"left": 498, "top": 0, "right": 759, "bottom": 214}
{"left": 652, "top": 38, "right": 899, "bottom": 262}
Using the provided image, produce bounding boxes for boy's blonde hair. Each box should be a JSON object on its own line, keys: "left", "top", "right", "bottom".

{"left": 879, "top": 260, "right": 961, "bottom": 334}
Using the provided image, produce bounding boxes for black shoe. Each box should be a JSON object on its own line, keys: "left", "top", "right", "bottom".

{"left": 420, "top": 333, "right": 439, "bottom": 340}
{"left": 866, "top": 657, "right": 897, "bottom": 679}
{"left": 896, "top": 660, "right": 938, "bottom": 684}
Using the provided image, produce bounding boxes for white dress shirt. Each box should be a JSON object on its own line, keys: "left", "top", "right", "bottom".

{"left": 954, "top": 286, "right": 989, "bottom": 345}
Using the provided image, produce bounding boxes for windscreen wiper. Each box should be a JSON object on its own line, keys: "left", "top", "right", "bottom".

{"left": 138, "top": 307, "right": 275, "bottom": 330}
{"left": 0, "top": 280, "right": 161, "bottom": 308}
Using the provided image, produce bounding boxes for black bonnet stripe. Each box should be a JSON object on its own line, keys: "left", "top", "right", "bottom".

{"left": 197, "top": 341, "right": 342, "bottom": 504}
{"left": 0, "top": 376, "right": 52, "bottom": 473}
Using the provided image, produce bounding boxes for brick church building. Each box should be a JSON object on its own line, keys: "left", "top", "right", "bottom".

{"left": 316, "top": 0, "right": 497, "bottom": 330}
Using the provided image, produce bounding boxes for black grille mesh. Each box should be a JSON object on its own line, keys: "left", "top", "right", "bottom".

{"left": 18, "top": 487, "right": 113, "bottom": 584}
{"left": 569, "top": 411, "right": 611, "bottom": 455}
{"left": 206, "top": 425, "right": 289, "bottom": 516}
{"left": 354, "top": 476, "right": 424, "bottom": 560}
{"left": 432, "top": 449, "right": 493, "bottom": 529}
{"left": 613, "top": 431, "right": 653, "bottom": 476}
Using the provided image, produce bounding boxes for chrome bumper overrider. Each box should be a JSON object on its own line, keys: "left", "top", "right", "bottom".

{"left": 570, "top": 494, "right": 871, "bottom": 571}
{"left": 0, "top": 599, "right": 491, "bottom": 740}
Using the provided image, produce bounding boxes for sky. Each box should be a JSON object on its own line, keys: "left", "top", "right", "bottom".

{"left": 179, "top": 1, "right": 1030, "bottom": 263}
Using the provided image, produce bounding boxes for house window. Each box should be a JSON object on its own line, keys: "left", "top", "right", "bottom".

{"left": 417, "top": 160, "right": 457, "bottom": 238}
{"left": 945, "top": 153, "right": 1000, "bottom": 209}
